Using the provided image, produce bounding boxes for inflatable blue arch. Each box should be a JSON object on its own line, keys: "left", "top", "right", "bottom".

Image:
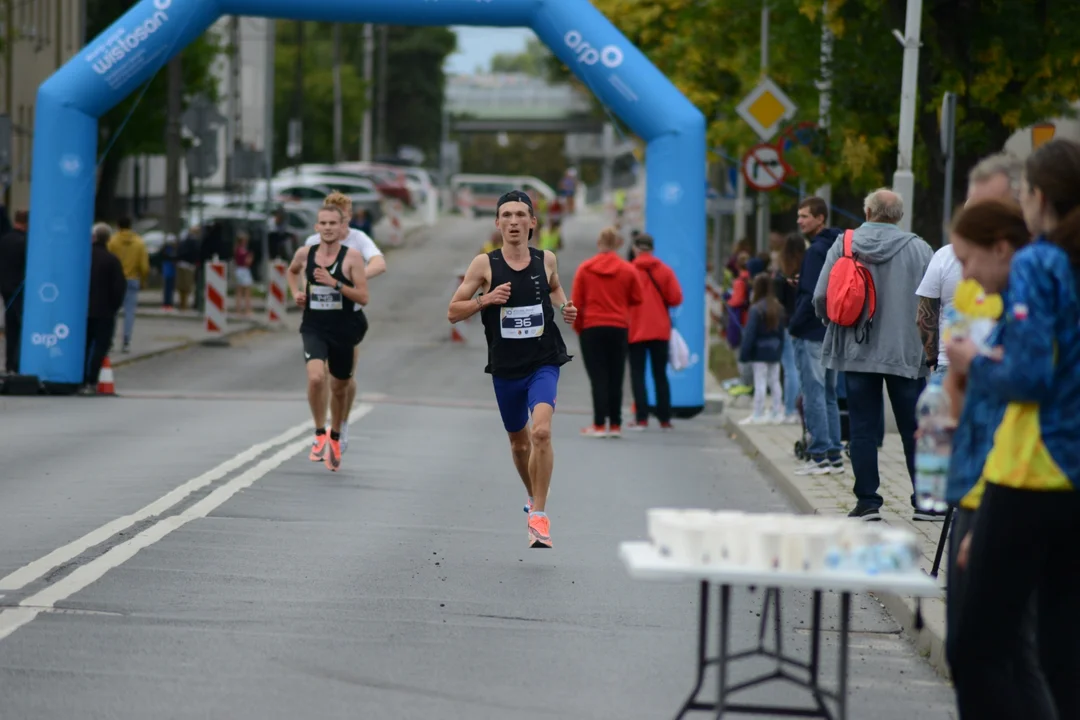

{"left": 22, "top": 0, "right": 706, "bottom": 412}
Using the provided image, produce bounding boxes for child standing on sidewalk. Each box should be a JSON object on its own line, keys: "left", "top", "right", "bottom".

{"left": 738, "top": 273, "right": 786, "bottom": 424}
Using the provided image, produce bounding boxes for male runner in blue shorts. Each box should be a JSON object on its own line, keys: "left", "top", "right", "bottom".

{"left": 447, "top": 190, "right": 577, "bottom": 548}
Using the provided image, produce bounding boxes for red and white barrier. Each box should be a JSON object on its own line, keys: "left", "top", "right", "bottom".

{"left": 204, "top": 258, "right": 228, "bottom": 336}
{"left": 387, "top": 198, "right": 405, "bottom": 247}
{"left": 267, "top": 259, "right": 287, "bottom": 328}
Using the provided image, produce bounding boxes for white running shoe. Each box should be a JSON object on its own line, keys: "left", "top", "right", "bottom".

{"left": 794, "top": 459, "right": 833, "bottom": 476}
{"left": 738, "top": 414, "right": 769, "bottom": 426}
{"left": 340, "top": 421, "right": 349, "bottom": 455}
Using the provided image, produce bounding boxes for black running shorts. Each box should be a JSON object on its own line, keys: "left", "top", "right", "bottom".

{"left": 302, "top": 332, "right": 354, "bottom": 380}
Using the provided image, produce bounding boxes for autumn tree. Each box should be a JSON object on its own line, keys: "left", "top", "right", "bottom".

{"left": 589, "top": 0, "right": 1080, "bottom": 241}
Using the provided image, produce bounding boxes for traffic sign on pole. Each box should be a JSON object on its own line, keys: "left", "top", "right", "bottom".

{"left": 741, "top": 143, "right": 790, "bottom": 192}
{"left": 736, "top": 77, "right": 798, "bottom": 142}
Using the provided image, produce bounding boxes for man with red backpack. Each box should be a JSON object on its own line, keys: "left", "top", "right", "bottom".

{"left": 812, "top": 188, "right": 934, "bottom": 522}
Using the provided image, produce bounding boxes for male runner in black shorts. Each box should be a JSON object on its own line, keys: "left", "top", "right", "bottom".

{"left": 447, "top": 190, "right": 577, "bottom": 548}
{"left": 287, "top": 205, "right": 370, "bottom": 472}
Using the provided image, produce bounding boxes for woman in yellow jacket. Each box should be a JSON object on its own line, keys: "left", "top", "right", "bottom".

{"left": 948, "top": 139, "right": 1080, "bottom": 720}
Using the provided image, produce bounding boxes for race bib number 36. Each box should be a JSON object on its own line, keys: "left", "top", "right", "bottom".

{"left": 309, "top": 285, "right": 343, "bottom": 310}
{"left": 501, "top": 304, "right": 544, "bottom": 338}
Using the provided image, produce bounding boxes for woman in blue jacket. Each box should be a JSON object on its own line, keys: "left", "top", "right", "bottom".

{"left": 949, "top": 138, "right": 1080, "bottom": 720}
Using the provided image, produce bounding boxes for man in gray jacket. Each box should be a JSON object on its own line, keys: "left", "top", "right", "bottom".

{"left": 812, "top": 188, "right": 934, "bottom": 522}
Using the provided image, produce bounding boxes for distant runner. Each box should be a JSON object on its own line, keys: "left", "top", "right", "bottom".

{"left": 447, "top": 190, "right": 577, "bottom": 548}
{"left": 304, "top": 191, "right": 387, "bottom": 453}
{"left": 288, "top": 204, "right": 370, "bottom": 472}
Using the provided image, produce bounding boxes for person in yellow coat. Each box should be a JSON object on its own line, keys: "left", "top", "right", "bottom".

{"left": 106, "top": 216, "right": 149, "bottom": 353}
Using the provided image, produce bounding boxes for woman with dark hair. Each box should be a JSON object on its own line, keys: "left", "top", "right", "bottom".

{"left": 948, "top": 138, "right": 1080, "bottom": 720}
{"left": 773, "top": 233, "right": 806, "bottom": 423}
{"left": 936, "top": 199, "right": 1052, "bottom": 718}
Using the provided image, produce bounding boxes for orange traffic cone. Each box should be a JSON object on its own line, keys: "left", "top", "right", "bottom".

{"left": 450, "top": 325, "right": 466, "bottom": 343}
{"left": 97, "top": 356, "right": 116, "bottom": 395}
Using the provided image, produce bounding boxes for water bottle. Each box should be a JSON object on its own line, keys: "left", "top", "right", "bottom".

{"left": 914, "top": 375, "right": 952, "bottom": 512}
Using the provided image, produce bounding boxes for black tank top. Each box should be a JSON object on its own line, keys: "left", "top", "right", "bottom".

{"left": 480, "top": 248, "right": 571, "bottom": 378}
{"left": 300, "top": 244, "right": 354, "bottom": 342}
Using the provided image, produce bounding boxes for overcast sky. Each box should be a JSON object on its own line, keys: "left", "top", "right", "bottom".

{"left": 444, "top": 26, "right": 536, "bottom": 75}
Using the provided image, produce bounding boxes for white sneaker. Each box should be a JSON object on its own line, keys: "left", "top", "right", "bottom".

{"left": 781, "top": 413, "right": 801, "bottom": 425}
{"left": 738, "top": 414, "right": 769, "bottom": 426}
{"left": 340, "top": 421, "right": 349, "bottom": 454}
{"left": 794, "top": 459, "right": 833, "bottom": 476}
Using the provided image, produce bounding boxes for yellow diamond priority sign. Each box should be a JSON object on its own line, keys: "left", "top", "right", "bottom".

{"left": 736, "top": 77, "right": 797, "bottom": 142}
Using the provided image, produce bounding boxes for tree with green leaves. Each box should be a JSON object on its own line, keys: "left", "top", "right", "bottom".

{"left": 589, "top": 0, "right": 1080, "bottom": 240}
{"left": 88, "top": 0, "right": 223, "bottom": 219}
{"left": 273, "top": 23, "right": 455, "bottom": 169}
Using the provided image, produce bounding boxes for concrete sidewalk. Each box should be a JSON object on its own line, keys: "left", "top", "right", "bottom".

{"left": 714, "top": 383, "right": 952, "bottom": 678}
{"left": 1, "top": 314, "right": 260, "bottom": 376}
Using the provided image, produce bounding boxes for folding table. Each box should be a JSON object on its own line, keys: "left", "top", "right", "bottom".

{"left": 619, "top": 541, "right": 942, "bottom": 719}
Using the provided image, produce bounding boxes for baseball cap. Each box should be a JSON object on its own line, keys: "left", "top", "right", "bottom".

{"left": 496, "top": 190, "right": 535, "bottom": 240}
{"left": 496, "top": 189, "right": 534, "bottom": 212}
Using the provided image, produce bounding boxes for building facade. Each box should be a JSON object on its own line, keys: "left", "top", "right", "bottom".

{"left": 1, "top": 0, "right": 85, "bottom": 211}
{"left": 112, "top": 16, "right": 272, "bottom": 215}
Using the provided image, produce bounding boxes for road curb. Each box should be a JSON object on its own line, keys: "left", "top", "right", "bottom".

{"left": 719, "top": 410, "right": 952, "bottom": 680}
{"left": 110, "top": 325, "right": 262, "bottom": 369}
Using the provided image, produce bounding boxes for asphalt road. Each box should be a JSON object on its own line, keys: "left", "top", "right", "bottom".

{"left": 0, "top": 212, "right": 957, "bottom": 719}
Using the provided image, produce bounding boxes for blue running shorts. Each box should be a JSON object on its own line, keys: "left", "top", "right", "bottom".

{"left": 491, "top": 365, "right": 560, "bottom": 433}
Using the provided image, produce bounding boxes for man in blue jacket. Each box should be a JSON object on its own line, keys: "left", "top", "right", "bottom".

{"left": 788, "top": 197, "right": 844, "bottom": 476}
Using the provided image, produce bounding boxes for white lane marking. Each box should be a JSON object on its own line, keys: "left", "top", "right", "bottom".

{"left": 0, "top": 417, "right": 315, "bottom": 592}
{"left": 0, "top": 403, "right": 374, "bottom": 642}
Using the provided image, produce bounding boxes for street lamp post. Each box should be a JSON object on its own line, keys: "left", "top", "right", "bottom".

{"left": 891, "top": 0, "right": 923, "bottom": 233}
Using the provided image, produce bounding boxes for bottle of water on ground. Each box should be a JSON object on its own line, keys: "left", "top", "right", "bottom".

{"left": 915, "top": 374, "right": 952, "bottom": 513}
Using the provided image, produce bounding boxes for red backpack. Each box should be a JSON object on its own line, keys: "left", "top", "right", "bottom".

{"left": 826, "top": 230, "right": 876, "bottom": 342}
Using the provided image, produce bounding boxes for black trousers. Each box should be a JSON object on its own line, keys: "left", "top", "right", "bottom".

{"left": 84, "top": 317, "right": 116, "bottom": 386}
{"left": 946, "top": 507, "right": 1054, "bottom": 718}
{"left": 580, "top": 326, "right": 628, "bottom": 427}
{"left": 953, "top": 483, "right": 1080, "bottom": 720}
{"left": 3, "top": 296, "right": 21, "bottom": 373}
{"left": 629, "top": 340, "right": 671, "bottom": 424}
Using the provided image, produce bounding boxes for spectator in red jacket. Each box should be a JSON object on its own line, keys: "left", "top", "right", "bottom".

{"left": 572, "top": 226, "right": 643, "bottom": 437}
{"left": 627, "top": 233, "right": 684, "bottom": 429}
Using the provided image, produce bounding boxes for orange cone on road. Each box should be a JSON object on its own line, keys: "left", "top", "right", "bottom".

{"left": 450, "top": 325, "right": 466, "bottom": 343}
{"left": 97, "top": 356, "right": 116, "bottom": 395}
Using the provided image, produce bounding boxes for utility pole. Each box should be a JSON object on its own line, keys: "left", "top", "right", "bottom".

{"left": 290, "top": 20, "right": 305, "bottom": 172}
{"left": 375, "top": 25, "right": 389, "bottom": 157}
{"left": 815, "top": 0, "right": 833, "bottom": 223}
{"left": 332, "top": 23, "right": 343, "bottom": 163}
{"left": 940, "top": 91, "right": 957, "bottom": 244}
{"left": 227, "top": 15, "right": 240, "bottom": 195}
{"left": 262, "top": 18, "right": 276, "bottom": 280}
{"left": 361, "top": 23, "right": 374, "bottom": 162}
{"left": 164, "top": 56, "right": 183, "bottom": 238}
{"left": 755, "top": 1, "right": 770, "bottom": 253}
{"left": 892, "top": 0, "right": 923, "bottom": 233}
